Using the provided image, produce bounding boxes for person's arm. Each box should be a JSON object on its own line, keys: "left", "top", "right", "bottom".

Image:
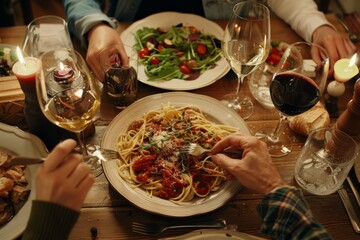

{"left": 62, "top": 0, "right": 117, "bottom": 47}
{"left": 258, "top": 186, "right": 333, "bottom": 240}
{"left": 211, "top": 132, "right": 333, "bottom": 240}
{"left": 268, "top": 0, "right": 330, "bottom": 43}
{"left": 22, "top": 139, "right": 94, "bottom": 240}
{"left": 22, "top": 201, "right": 79, "bottom": 240}
{"left": 268, "top": 0, "right": 356, "bottom": 77}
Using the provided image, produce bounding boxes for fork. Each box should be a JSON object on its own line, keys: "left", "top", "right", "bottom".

{"left": 132, "top": 219, "right": 227, "bottom": 236}
{"left": 4, "top": 146, "right": 120, "bottom": 167}
{"left": 336, "top": 13, "right": 359, "bottom": 43}
{"left": 181, "top": 143, "right": 243, "bottom": 157}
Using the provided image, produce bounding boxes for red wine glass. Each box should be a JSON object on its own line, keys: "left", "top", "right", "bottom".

{"left": 255, "top": 42, "right": 329, "bottom": 157}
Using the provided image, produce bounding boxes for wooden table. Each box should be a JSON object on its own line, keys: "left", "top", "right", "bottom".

{"left": 1, "top": 14, "right": 359, "bottom": 240}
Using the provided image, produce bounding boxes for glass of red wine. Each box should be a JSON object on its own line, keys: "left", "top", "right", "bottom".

{"left": 256, "top": 42, "right": 329, "bottom": 157}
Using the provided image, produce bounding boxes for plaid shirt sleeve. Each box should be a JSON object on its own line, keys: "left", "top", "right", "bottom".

{"left": 257, "top": 186, "right": 334, "bottom": 240}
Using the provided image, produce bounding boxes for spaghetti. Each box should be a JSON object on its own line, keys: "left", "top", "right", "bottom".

{"left": 116, "top": 104, "right": 238, "bottom": 202}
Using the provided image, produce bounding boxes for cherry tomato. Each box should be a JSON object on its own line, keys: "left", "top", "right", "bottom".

{"left": 138, "top": 48, "right": 150, "bottom": 59}
{"left": 157, "top": 44, "right": 164, "bottom": 52}
{"left": 187, "top": 26, "right": 198, "bottom": 34}
{"left": 150, "top": 56, "right": 161, "bottom": 65}
{"left": 196, "top": 44, "right": 207, "bottom": 55}
{"left": 176, "top": 51, "right": 184, "bottom": 57}
{"left": 180, "top": 65, "right": 191, "bottom": 74}
{"left": 187, "top": 60, "right": 198, "bottom": 70}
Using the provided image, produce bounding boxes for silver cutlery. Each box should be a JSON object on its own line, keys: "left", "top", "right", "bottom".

{"left": 181, "top": 143, "right": 243, "bottom": 157}
{"left": 336, "top": 13, "right": 359, "bottom": 43}
{"left": 4, "top": 146, "right": 120, "bottom": 167}
{"left": 347, "top": 177, "right": 360, "bottom": 207}
{"left": 132, "top": 218, "right": 227, "bottom": 236}
{"left": 337, "top": 185, "right": 360, "bottom": 233}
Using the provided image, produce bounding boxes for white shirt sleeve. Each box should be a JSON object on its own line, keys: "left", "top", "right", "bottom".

{"left": 267, "top": 0, "right": 335, "bottom": 42}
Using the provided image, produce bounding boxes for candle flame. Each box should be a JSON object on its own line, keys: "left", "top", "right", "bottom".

{"left": 59, "top": 62, "right": 65, "bottom": 70}
{"left": 349, "top": 53, "right": 357, "bottom": 67}
{"left": 16, "top": 46, "right": 26, "bottom": 66}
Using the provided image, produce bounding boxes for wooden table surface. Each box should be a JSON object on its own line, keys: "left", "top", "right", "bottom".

{"left": 1, "top": 13, "right": 360, "bottom": 240}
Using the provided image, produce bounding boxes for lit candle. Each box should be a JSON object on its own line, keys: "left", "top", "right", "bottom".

{"left": 12, "top": 47, "right": 63, "bottom": 150}
{"left": 12, "top": 48, "right": 40, "bottom": 94}
{"left": 334, "top": 54, "right": 359, "bottom": 83}
{"left": 328, "top": 54, "right": 359, "bottom": 98}
{"left": 54, "top": 62, "right": 74, "bottom": 83}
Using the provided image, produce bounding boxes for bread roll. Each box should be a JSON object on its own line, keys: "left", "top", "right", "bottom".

{"left": 288, "top": 103, "right": 330, "bottom": 136}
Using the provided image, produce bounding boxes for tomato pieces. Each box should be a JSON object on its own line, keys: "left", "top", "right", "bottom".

{"left": 196, "top": 44, "right": 207, "bottom": 55}
{"left": 180, "top": 64, "right": 191, "bottom": 74}
{"left": 150, "top": 56, "right": 160, "bottom": 65}
{"left": 138, "top": 48, "right": 150, "bottom": 59}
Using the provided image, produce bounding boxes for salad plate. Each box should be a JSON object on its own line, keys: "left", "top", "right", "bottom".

{"left": 0, "top": 123, "right": 48, "bottom": 240}
{"left": 120, "top": 12, "right": 230, "bottom": 90}
{"left": 101, "top": 92, "right": 250, "bottom": 217}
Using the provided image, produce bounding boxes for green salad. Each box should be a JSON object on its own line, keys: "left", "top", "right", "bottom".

{"left": 134, "top": 24, "right": 222, "bottom": 81}
{"left": 0, "top": 46, "right": 18, "bottom": 77}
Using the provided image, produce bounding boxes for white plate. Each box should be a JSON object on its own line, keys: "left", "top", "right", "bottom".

{"left": 120, "top": 12, "right": 230, "bottom": 90}
{"left": 101, "top": 92, "right": 250, "bottom": 217}
{"left": 159, "top": 229, "right": 266, "bottom": 240}
{"left": 0, "top": 123, "right": 48, "bottom": 240}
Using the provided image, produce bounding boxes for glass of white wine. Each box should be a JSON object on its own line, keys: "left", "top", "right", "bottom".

{"left": 222, "top": 0, "right": 271, "bottom": 119}
{"left": 36, "top": 49, "right": 102, "bottom": 175}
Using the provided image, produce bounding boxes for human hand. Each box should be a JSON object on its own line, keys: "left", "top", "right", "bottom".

{"left": 211, "top": 132, "right": 285, "bottom": 195}
{"left": 35, "top": 139, "right": 94, "bottom": 211}
{"left": 312, "top": 25, "right": 357, "bottom": 78}
{"left": 86, "top": 23, "right": 127, "bottom": 82}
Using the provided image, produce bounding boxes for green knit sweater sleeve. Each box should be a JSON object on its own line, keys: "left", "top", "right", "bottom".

{"left": 21, "top": 200, "right": 80, "bottom": 240}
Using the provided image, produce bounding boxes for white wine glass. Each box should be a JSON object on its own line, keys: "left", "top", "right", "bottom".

{"left": 24, "top": 15, "right": 73, "bottom": 57}
{"left": 36, "top": 49, "right": 102, "bottom": 175}
{"left": 222, "top": 0, "right": 271, "bottom": 119}
{"left": 256, "top": 42, "right": 330, "bottom": 157}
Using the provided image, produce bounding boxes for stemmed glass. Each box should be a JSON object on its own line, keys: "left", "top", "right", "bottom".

{"left": 256, "top": 42, "right": 330, "bottom": 157}
{"left": 24, "top": 15, "right": 73, "bottom": 57}
{"left": 36, "top": 49, "right": 102, "bottom": 175}
{"left": 222, "top": 0, "right": 271, "bottom": 119}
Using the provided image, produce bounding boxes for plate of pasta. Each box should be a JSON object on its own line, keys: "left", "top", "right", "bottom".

{"left": 101, "top": 92, "right": 251, "bottom": 217}
{"left": 120, "top": 12, "right": 230, "bottom": 90}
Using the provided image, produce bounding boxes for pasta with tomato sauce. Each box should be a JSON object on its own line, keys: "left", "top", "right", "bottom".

{"left": 116, "top": 104, "right": 238, "bottom": 203}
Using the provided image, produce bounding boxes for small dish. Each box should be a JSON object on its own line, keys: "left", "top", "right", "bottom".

{"left": 0, "top": 123, "right": 48, "bottom": 240}
{"left": 248, "top": 63, "right": 274, "bottom": 109}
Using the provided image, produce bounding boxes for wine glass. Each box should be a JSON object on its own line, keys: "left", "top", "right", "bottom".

{"left": 222, "top": 0, "right": 271, "bottom": 119}
{"left": 256, "top": 42, "right": 330, "bottom": 157}
{"left": 36, "top": 49, "right": 102, "bottom": 175}
{"left": 24, "top": 15, "right": 73, "bottom": 57}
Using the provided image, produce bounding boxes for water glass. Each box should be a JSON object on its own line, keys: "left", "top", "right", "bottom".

{"left": 99, "top": 44, "right": 138, "bottom": 109}
{"left": 295, "top": 127, "right": 358, "bottom": 195}
{"left": 26, "top": 15, "right": 73, "bottom": 57}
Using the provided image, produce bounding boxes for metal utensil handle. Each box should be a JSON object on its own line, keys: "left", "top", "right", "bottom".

{"left": 347, "top": 177, "right": 360, "bottom": 207}
{"left": 338, "top": 186, "right": 360, "bottom": 233}
{"left": 167, "top": 219, "right": 226, "bottom": 229}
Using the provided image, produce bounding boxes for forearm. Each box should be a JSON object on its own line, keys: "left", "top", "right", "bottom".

{"left": 62, "top": 0, "right": 116, "bottom": 47}
{"left": 268, "top": 0, "right": 334, "bottom": 42}
{"left": 22, "top": 200, "right": 80, "bottom": 240}
{"left": 257, "top": 186, "right": 333, "bottom": 240}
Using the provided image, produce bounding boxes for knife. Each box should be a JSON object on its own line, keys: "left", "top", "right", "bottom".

{"left": 337, "top": 185, "right": 360, "bottom": 233}
{"left": 347, "top": 177, "right": 360, "bottom": 208}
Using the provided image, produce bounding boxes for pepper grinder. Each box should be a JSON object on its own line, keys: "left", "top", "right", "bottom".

{"left": 334, "top": 78, "right": 360, "bottom": 142}
{"left": 12, "top": 55, "right": 63, "bottom": 150}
